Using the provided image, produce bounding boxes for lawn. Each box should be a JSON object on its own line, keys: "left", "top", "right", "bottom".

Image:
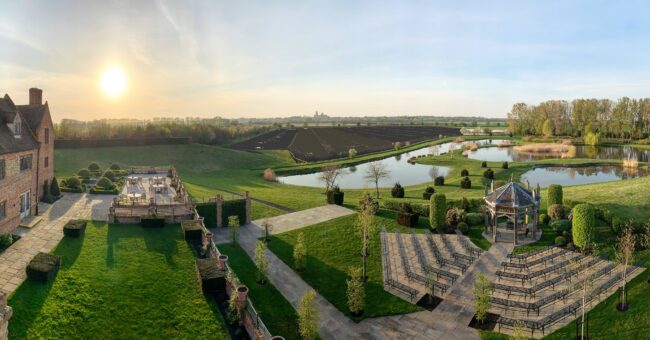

{"left": 218, "top": 243, "right": 300, "bottom": 340}
{"left": 266, "top": 209, "right": 430, "bottom": 321}
{"left": 8, "top": 222, "right": 228, "bottom": 339}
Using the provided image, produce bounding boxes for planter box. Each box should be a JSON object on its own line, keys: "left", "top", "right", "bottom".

{"left": 196, "top": 258, "right": 226, "bottom": 293}
{"left": 63, "top": 220, "right": 87, "bottom": 237}
{"left": 26, "top": 252, "right": 61, "bottom": 283}
{"left": 181, "top": 220, "right": 204, "bottom": 241}
{"left": 397, "top": 212, "right": 420, "bottom": 227}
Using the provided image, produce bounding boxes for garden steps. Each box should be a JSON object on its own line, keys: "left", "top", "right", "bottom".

{"left": 18, "top": 215, "right": 42, "bottom": 229}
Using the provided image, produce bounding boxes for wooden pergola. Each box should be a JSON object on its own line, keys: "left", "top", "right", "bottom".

{"left": 483, "top": 181, "right": 541, "bottom": 245}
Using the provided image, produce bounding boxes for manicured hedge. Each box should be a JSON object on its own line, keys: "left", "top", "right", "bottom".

{"left": 481, "top": 161, "right": 487, "bottom": 168}
{"left": 54, "top": 137, "right": 192, "bottom": 149}
{"left": 26, "top": 252, "right": 61, "bottom": 283}
{"left": 222, "top": 199, "right": 247, "bottom": 225}
{"left": 434, "top": 176, "right": 445, "bottom": 186}
{"left": 501, "top": 161, "right": 509, "bottom": 169}
{"left": 457, "top": 222, "right": 469, "bottom": 235}
{"left": 483, "top": 168, "right": 494, "bottom": 179}
{"left": 548, "top": 184, "right": 563, "bottom": 206}
{"left": 460, "top": 176, "right": 471, "bottom": 189}
{"left": 572, "top": 203, "right": 595, "bottom": 249}
{"left": 141, "top": 215, "right": 165, "bottom": 228}
{"left": 196, "top": 203, "right": 217, "bottom": 228}
{"left": 460, "top": 169, "right": 469, "bottom": 176}
{"left": 181, "top": 220, "right": 205, "bottom": 241}
{"left": 465, "top": 212, "right": 485, "bottom": 226}
{"left": 327, "top": 187, "right": 345, "bottom": 205}
{"left": 422, "top": 186, "right": 435, "bottom": 200}
{"left": 429, "top": 193, "right": 447, "bottom": 233}
{"left": 63, "top": 220, "right": 87, "bottom": 237}
{"left": 548, "top": 204, "right": 564, "bottom": 220}
{"left": 391, "top": 183, "right": 405, "bottom": 198}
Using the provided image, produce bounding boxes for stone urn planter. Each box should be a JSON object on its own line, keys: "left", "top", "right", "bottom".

{"left": 270, "top": 336, "right": 286, "bottom": 340}
{"left": 218, "top": 255, "right": 229, "bottom": 270}
{"left": 236, "top": 285, "right": 249, "bottom": 302}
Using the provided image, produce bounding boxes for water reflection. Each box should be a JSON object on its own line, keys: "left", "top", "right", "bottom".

{"left": 468, "top": 145, "right": 650, "bottom": 162}
{"left": 520, "top": 165, "right": 649, "bottom": 187}
{"left": 278, "top": 139, "right": 506, "bottom": 188}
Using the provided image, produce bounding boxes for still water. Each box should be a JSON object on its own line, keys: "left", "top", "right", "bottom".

{"left": 278, "top": 139, "right": 507, "bottom": 188}
{"left": 520, "top": 165, "right": 649, "bottom": 187}
{"left": 467, "top": 145, "right": 650, "bottom": 162}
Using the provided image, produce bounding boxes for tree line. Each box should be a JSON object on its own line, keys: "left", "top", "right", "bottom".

{"left": 54, "top": 121, "right": 271, "bottom": 145}
{"left": 507, "top": 97, "right": 650, "bottom": 139}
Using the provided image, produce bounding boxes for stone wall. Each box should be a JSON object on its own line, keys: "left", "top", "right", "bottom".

{"left": 35, "top": 107, "right": 54, "bottom": 199}
{"left": 0, "top": 292, "right": 12, "bottom": 340}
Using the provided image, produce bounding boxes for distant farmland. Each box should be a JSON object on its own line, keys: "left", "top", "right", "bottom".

{"left": 231, "top": 126, "right": 461, "bottom": 162}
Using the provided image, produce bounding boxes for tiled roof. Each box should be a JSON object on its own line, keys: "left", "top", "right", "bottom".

{"left": 484, "top": 181, "right": 537, "bottom": 208}
{"left": 0, "top": 94, "right": 40, "bottom": 155}
{"left": 16, "top": 104, "right": 46, "bottom": 131}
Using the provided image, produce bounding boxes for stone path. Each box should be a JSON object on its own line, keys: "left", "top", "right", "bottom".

{"left": 213, "top": 187, "right": 295, "bottom": 213}
{"left": 214, "top": 204, "right": 514, "bottom": 340}
{"left": 0, "top": 193, "right": 114, "bottom": 295}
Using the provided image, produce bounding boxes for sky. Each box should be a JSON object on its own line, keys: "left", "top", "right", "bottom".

{"left": 1, "top": 0, "right": 650, "bottom": 122}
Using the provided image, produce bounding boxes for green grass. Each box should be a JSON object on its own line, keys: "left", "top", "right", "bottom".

{"left": 8, "top": 222, "right": 228, "bottom": 339}
{"left": 218, "top": 243, "right": 300, "bottom": 340}
{"left": 467, "top": 225, "right": 492, "bottom": 251}
{"left": 266, "top": 209, "right": 430, "bottom": 321}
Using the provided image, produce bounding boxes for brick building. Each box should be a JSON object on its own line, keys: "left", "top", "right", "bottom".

{"left": 0, "top": 88, "right": 54, "bottom": 234}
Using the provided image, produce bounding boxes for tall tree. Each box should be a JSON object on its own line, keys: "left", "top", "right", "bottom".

{"left": 254, "top": 241, "right": 269, "bottom": 284}
{"left": 616, "top": 224, "right": 636, "bottom": 311}
{"left": 364, "top": 162, "right": 390, "bottom": 199}
{"left": 346, "top": 266, "right": 365, "bottom": 315}
{"left": 294, "top": 232, "right": 307, "bottom": 271}
{"left": 356, "top": 203, "right": 376, "bottom": 281}
{"left": 473, "top": 272, "right": 492, "bottom": 325}
{"left": 298, "top": 290, "right": 319, "bottom": 340}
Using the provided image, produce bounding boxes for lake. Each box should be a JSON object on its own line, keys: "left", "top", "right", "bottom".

{"left": 467, "top": 145, "right": 650, "bottom": 162}
{"left": 520, "top": 165, "right": 649, "bottom": 187}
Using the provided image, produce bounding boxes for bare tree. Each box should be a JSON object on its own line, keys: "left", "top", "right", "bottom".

{"left": 318, "top": 165, "right": 342, "bottom": 193}
{"left": 261, "top": 218, "right": 273, "bottom": 243}
{"left": 616, "top": 223, "right": 636, "bottom": 311}
{"left": 356, "top": 203, "right": 376, "bottom": 281}
{"left": 364, "top": 162, "right": 390, "bottom": 199}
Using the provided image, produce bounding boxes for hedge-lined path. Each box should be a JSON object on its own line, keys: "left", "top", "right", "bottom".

{"left": 0, "top": 193, "right": 114, "bottom": 295}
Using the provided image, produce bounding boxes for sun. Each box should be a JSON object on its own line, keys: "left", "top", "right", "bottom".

{"left": 101, "top": 66, "right": 127, "bottom": 97}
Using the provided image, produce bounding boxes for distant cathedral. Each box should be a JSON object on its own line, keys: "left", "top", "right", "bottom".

{"left": 314, "top": 111, "right": 329, "bottom": 119}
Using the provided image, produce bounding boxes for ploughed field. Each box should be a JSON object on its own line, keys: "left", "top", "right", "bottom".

{"left": 231, "top": 126, "right": 461, "bottom": 161}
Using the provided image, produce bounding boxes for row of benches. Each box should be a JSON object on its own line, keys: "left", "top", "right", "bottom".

{"left": 408, "top": 231, "right": 454, "bottom": 294}
{"left": 381, "top": 228, "right": 419, "bottom": 302}
{"left": 424, "top": 230, "right": 468, "bottom": 273}
{"left": 395, "top": 230, "right": 449, "bottom": 296}
{"left": 501, "top": 247, "right": 569, "bottom": 271}
{"left": 496, "top": 253, "right": 585, "bottom": 284}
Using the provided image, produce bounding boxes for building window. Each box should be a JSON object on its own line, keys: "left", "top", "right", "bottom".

{"left": 14, "top": 120, "right": 21, "bottom": 137}
{"left": 45, "top": 156, "right": 49, "bottom": 168}
{"left": 0, "top": 201, "right": 5, "bottom": 220}
{"left": 20, "top": 155, "right": 32, "bottom": 172}
{"left": 0, "top": 159, "right": 4, "bottom": 180}
{"left": 45, "top": 128, "right": 50, "bottom": 144}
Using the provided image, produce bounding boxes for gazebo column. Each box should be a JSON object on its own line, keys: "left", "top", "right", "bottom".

{"left": 492, "top": 212, "right": 497, "bottom": 242}
{"left": 513, "top": 213, "right": 518, "bottom": 246}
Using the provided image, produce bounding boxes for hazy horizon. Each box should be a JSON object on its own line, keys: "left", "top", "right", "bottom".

{"left": 2, "top": 1, "right": 650, "bottom": 122}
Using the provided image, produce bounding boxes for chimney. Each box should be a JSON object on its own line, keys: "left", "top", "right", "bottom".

{"left": 29, "top": 88, "right": 43, "bottom": 105}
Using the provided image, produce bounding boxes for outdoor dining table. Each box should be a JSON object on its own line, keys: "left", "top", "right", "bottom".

{"left": 151, "top": 176, "right": 165, "bottom": 185}
{"left": 127, "top": 193, "right": 142, "bottom": 202}
{"left": 126, "top": 176, "right": 140, "bottom": 185}
{"left": 152, "top": 184, "right": 167, "bottom": 194}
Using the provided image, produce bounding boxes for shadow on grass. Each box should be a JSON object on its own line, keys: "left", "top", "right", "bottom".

{"left": 106, "top": 224, "right": 179, "bottom": 268}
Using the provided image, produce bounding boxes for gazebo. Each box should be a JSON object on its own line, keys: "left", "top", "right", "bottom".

{"left": 483, "top": 180, "right": 541, "bottom": 245}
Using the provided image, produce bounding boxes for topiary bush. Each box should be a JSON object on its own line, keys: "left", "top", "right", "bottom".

{"left": 481, "top": 161, "right": 487, "bottom": 168}
{"left": 103, "top": 169, "right": 117, "bottom": 182}
{"left": 572, "top": 203, "right": 595, "bottom": 249}
{"left": 77, "top": 168, "right": 91, "bottom": 179}
{"left": 466, "top": 212, "right": 485, "bottom": 226}
{"left": 63, "top": 220, "right": 87, "bottom": 237}
{"left": 50, "top": 177, "right": 61, "bottom": 197}
{"left": 429, "top": 193, "right": 446, "bottom": 233}
{"left": 109, "top": 163, "right": 121, "bottom": 170}
{"left": 548, "top": 204, "right": 564, "bottom": 220}
{"left": 422, "top": 186, "right": 435, "bottom": 200}
{"left": 483, "top": 168, "right": 494, "bottom": 179}
{"left": 549, "top": 219, "right": 571, "bottom": 235}
{"left": 396, "top": 203, "right": 419, "bottom": 227}
{"left": 460, "top": 169, "right": 469, "bottom": 176}
{"left": 0, "top": 233, "right": 13, "bottom": 249}
{"left": 460, "top": 176, "right": 472, "bottom": 189}
{"left": 391, "top": 183, "right": 405, "bottom": 198}
{"left": 548, "top": 184, "right": 563, "bottom": 206}
{"left": 26, "top": 252, "right": 61, "bottom": 283}
{"left": 95, "top": 176, "right": 115, "bottom": 190}
{"left": 501, "top": 161, "right": 509, "bottom": 169}
{"left": 457, "top": 222, "right": 469, "bottom": 235}
{"left": 88, "top": 162, "right": 101, "bottom": 171}
{"left": 555, "top": 235, "right": 567, "bottom": 246}
{"left": 66, "top": 176, "right": 81, "bottom": 189}
{"left": 539, "top": 213, "right": 550, "bottom": 225}
{"left": 326, "top": 186, "right": 345, "bottom": 205}
{"left": 434, "top": 176, "right": 445, "bottom": 186}
{"left": 445, "top": 208, "right": 465, "bottom": 227}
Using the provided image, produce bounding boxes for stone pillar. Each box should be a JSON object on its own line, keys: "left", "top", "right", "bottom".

{"left": 216, "top": 195, "right": 223, "bottom": 228}
{"left": 0, "top": 293, "right": 13, "bottom": 340}
{"left": 245, "top": 191, "right": 252, "bottom": 224}
{"left": 513, "top": 214, "right": 518, "bottom": 246}
{"left": 493, "top": 213, "right": 497, "bottom": 242}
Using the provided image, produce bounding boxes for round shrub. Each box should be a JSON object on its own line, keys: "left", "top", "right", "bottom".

{"left": 566, "top": 242, "right": 575, "bottom": 251}
{"left": 66, "top": 176, "right": 81, "bottom": 189}
{"left": 460, "top": 176, "right": 472, "bottom": 189}
{"left": 434, "top": 176, "right": 445, "bottom": 186}
{"left": 548, "top": 184, "right": 563, "bottom": 206}
{"left": 109, "top": 163, "right": 121, "bottom": 170}
{"left": 429, "top": 193, "right": 447, "bottom": 232}
{"left": 550, "top": 219, "right": 571, "bottom": 234}
{"left": 572, "top": 203, "right": 595, "bottom": 249}
{"left": 445, "top": 208, "right": 465, "bottom": 226}
{"left": 103, "top": 169, "right": 117, "bottom": 182}
{"left": 460, "top": 169, "right": 469, "bottom": 176}
{"left": 548, "top": 204, "right": 564, "bottom": 220}
{"left": 502, "top": 161, "right": 509, "bottom": 169}
{"left": 88, "top": 162, "right": 101, "bottom": 171}
{"left": 457, "top": 222, "right": 469, "bottom": 235}
{"left": 483, "top": 168, "right": 494, "bottom": 180}
{"left": 466, "top": 212, "right": 485, "bottom": 226}
{"left": 327, "top": 186, "right": 345, "bottom": 205}
{"left": 481, "top": 161, "right": 487, "bottom": 168}
{"left": 422, "top": 186, "right": 435, "bottom": 200}
{"left": 539, "top": 213, "right": 550, "bottom": 225}
{"left": 555, "top": 235, "right": 567, "bottom": 246}
{"left": 96, "top": 176, "right": 115, "bottom": 190}
{"left": 391, "top": 183, "right": 405, "bottom": 198}
{"left": 77, "top": 168, "right": 90, "bottom": 179}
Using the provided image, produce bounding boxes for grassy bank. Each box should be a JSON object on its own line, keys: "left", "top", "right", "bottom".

{"left": 9, "top": 222, "right": 228, "bottom": 339}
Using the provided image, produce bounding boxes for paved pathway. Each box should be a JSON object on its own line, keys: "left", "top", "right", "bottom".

{"left": 0, "top": 193, "right": 113, "bottom": 295}
{"left": 214, "top": 204, "right": 515, "bottom": 340}
{"left": 214, "top": 187, "right": 295, "bottom": 213}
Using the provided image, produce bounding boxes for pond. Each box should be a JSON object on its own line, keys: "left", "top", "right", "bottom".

{"left": 278, "top": 139, "right": 508, "bottom": 188}
{"left": 520, "top": 165, "right": 650, "bottom": 187}
{"left": 467, "top": 144, "right": 650, "bottom": 162}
